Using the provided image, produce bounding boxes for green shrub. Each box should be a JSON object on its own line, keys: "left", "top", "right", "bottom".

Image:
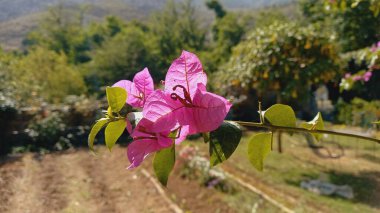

{"left": 217, "top": 22, "right": 339, "bottom": 103}
{"left": 336, "top": 98, "right": 380, "bottom": 127}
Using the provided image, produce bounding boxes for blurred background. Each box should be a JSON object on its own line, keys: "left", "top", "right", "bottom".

{"left": 0, "top": 0, "right": 379, "bottom": 212}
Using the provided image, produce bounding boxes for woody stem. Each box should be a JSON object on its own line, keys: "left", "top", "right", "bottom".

{"left": 227, "top": 120, "right": 380, "bottom": 144}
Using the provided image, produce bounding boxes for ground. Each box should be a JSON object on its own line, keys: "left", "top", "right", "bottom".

{"left": 0, "top": 129, "right": 379, "bottom": 213}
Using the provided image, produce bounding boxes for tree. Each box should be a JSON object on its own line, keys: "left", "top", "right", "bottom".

{"left": 9, "top": 47, "right": 86, "bottom": 104}
{"left": 217, "top": 22, "right": 339, "bottom": 106}
{"left": 301, "top": 0, "right": 380, "bottom": 52}
{"left": 23, "top": 4, "right": 92, "bottom": 64}
{"left": 206, "top": 0, "right": 226, "bottom": 18}
{"left": 149, "top": 0, "right": 206, "bottom": 68}
{"left": 202, "top": 0, "right": 244, "bottom": 73}
{"left": 89, "top": 24, "right": 159, "bottom": 86}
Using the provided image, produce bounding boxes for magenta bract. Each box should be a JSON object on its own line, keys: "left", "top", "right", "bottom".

{"left": 117, "top": 51, "right": 231, "bottom": 168}
{"left": 113, "top": 68, "right": 154, "bottom": 108}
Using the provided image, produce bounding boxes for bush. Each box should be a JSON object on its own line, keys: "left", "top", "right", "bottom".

{"left": 27, "top": 112, "right": 66, "bottom": 150}
{"left": 215, "top": 22, "right": 339, "bottom": 120}
{"left": 336, "top": 98, "right": 380, "bottom": 127}
{"left": 9, "top": 47, "right": 87, "bottom": 105}
{"left": 0, "top": 96, "right": 101, "bottom": 155}
{"left": 89, "top": 24, "right": 160, "bottom": 85}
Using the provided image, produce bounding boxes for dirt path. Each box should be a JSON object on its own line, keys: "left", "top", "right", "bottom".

{"left": 0, "top": 148, "right": 177, "bottom": 213}
{"left": 0, "top": 146, "right": 241, "bottom": 213}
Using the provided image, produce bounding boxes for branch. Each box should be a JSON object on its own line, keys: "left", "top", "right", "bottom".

{"left": 228, "top": 120, "right": 380, "bottom": 144}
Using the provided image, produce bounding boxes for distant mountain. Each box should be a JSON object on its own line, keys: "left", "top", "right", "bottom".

{"left": 0, "top": 0, "right": 293, "bottom": 22}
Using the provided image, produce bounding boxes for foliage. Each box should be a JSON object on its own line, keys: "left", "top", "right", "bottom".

{"left": 300, "top": 112, "right": 325, "bottom": 141}
{"left": 302, "top": 0, "right": 380, "bottom": 52}
{"left": 153, "top": 143, "right": 176, "bottom": 186}
{"left": 1, "top": 95, "right": 99, "bottom": 155}
{"left": 206, "top": 0, "right": 226, "bottom": 18}
{"left": 9, "top": 47, "right": 86, "bottom": 104}
{"left": 149, "top": 0, "right": 206, "bottom": 68}
{"left": 89, "top": 24, "right": 159, "bottom": 85}
{"left": 88, "top": 87, "right": 127, "bottom": 151}
{"left": 217, "top": 22, "right": 339, "bottom": 103}
{"left": 202, "top": 11, "right": 245, "bottom": 72}
{"left": 209, "top": 121, "right": 242, "bottom": 166}
{"left": 27, "top": 112, "right": 66, "bottom": 149}
{"left": 248, "top": 132, "right": 272, "bottom": 171}
{"left": 87, "top": 51, "right": 380, "bottom": 187}
{"left": 340, "top": 44, "right": 380, "bottom": 99}
{"left": 326, "top": 0, "right": 380, "bottom": 17}
{"left": 336, "top": 98, "right": 380, "bottom": 127}
{"left": 24, "top": 5, "right": 92, "bottom": 64}
{"left": 0, "top": 50, "right": 17, "bottom": 107}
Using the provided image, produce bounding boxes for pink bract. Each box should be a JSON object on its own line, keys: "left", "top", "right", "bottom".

{"left": 113, "top": 68, "right": 154, "bottom": 108}
{"left": 127, "top": 118, "right": 187, "bottom": 169}
{"left": 125, "top": 50, "right": 231, "bottom": 169}
{"left": 164, "top": 50, "right": 207, "bottom": 99}
{"left": 143, "top": 84, "right": 231, "bottom": 135}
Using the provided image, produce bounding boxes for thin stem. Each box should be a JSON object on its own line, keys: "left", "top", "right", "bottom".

{"left": 258, "top": 102, "right": 264, "bottom": 124}
{"left": 227, "top": 120, "right": 380, "bottom": 144}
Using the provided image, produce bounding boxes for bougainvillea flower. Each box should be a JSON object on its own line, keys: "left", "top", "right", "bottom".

{"left": 164, "top": 50, "right": 207, "bottom": 99}
{"left": 127, "top": 118, "right": 188, "bottom": 169}
{"left": 143, "top": 83, "right": 231, "bottom": 135}
{"left": 141, "top": 50, "right": 231, "bottom": 135}
{"left": 125, "top": 50, "right": 230, "bottom": 168}
{"left": 113, "top": 68, "right": 154, "bottom": 108}
{"left": 363, "top": 71, "right": 372, "bottom": 82}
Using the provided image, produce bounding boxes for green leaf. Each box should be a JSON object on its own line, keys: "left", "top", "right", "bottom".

{"left": 373, "top": 121, "right": 380, "bottom": 125}
{"left": 248, "top": 132, "right": 272, "bottom": 171}
{"left": 209, "top": 121, "right": 242, "bottom": 166}
{"left": 107, "top": 107, "right": 113, "bottom": 118}
{"left": 153, "top": 143, "right": 175, "bottom": 186}
{"left": 300, "top": 112, "right": 325, "bottom": 141}
{"left": 263, "top": 104, "right": 296, "bottom": 127}
{"left": 106, "top": 87, "right": 127, "bottom": 113}
{"left": 88, "top": 118, "right": 109, "bottom": 151}
{"left": 105, "top": 119, "right": 126, "bottom": 151}
{"left": 202, "top": 132, "right": 210, "bottom": 143}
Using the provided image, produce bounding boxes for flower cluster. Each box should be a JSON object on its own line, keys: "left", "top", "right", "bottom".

{"left": 113, "top": 51, "right": 231, "bottom": 168}
{"left": 345, "top": 71, "right": 372, "bottom": 82}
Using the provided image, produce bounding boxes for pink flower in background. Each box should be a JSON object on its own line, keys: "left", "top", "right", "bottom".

{"left": 113, "top": 68, "right": 154, "bottom": 108}
{"left": 363, "top": 71, "right": 372, "bottom": 82}
{"left": 344, "top": 73, "right": 351, "bottom": 78}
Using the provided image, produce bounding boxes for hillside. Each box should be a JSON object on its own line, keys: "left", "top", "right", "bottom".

{"left": 0, "top": 0, "right": 293, "bottom": 22}
{"left": 0, "top": 0, "right": 294, "bottom": 50}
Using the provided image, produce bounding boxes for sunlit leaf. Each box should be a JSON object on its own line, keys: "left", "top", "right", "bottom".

{"left": 153, "top": 143, "right": 175, "bottom": 186}
{"left": 105, "top": 119, "right": 126, "bottom": 151}
{"left": 300, "top": 112, "right": 325, "bottom": 141}
{"left": 373, "top": 121, "right": 380, "bottom": 125}
{"left": 263, "top": 104, "right": 296, "bottom": 127}
{"left": 88, "top": 118, "right": 109, "bottom": 151}
{"left": 107, "top": 107, "right": 113, "bottom": 118}
{"left": 209, "top": 121, "right": 242, "bottom": 166}
{"left": 106, "top": 87, "right": 127, "bottom": 113}
{"left": 248, "top": 132, "right": 272, "bottom": 171}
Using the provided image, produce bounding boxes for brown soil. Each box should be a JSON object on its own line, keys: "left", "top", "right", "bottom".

{"left": 0, "top": 146, "right": 236, "bottom": 213}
